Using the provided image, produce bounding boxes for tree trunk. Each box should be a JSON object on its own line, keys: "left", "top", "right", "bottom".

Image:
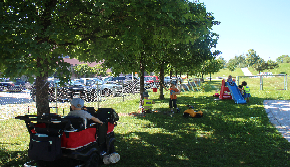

{"left": 140, "top": 57, "right": 145, "bottom": 106}
{"left": 179, "top": 71, "right": 182, "bottom": 85}
{"left": 36, "top": 57, "right": 49, "bottom": 116}
{"left": 159, "top": 64, "right": 165, "bottom": 100}
{"left": 210, "top": 72, "right": 212, "bottom": 81}
{"left": 170, "top": 70, "right": 172, "bottom": 79}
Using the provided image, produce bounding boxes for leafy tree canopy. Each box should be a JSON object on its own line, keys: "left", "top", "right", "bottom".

{"left": 276, "top": 55, "right": 290, "bottom": 63}
{"left": 245, "top": 49, "right": 261, "bottom": 67}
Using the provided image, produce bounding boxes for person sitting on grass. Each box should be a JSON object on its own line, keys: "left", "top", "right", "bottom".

{"left": 141, "top": 91, "right": 155, "bottom": 114}
{"left": 162, "top": 81, "right": 180, "bottom": 114}
{"left": 68, "top": 98, "right": 103, "bottom": 126}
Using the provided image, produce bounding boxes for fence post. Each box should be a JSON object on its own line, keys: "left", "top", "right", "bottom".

{"left": 284, "top": 74, "right": 286, "bottom": 90}
{"left": 260, "top": 75, "right": 263, "bottom": 90}
{"left": 97, "top": 83, "right": 99, "bottom": 109}
{"left": 55, "top": 83, "right": 58, "bottom": 114}
{"left": 122, "top": 80, "right": 124, "bottom": 102}
{"left": 286, "top": 74, "right": 288, "bottom": 90}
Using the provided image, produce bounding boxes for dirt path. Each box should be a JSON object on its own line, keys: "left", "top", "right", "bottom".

{"left": 264, "top": 100, "right": 290, "bottom": 142}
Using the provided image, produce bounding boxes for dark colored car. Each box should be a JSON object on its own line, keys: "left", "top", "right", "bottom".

{"left": 0, "top": 81, "right": 15, "bottom": 91}
{"left": 14, "top": 78, "right": 26, "bottom": 87}
{"left": 30, "top": 80, "right": 99, "bottom": 102}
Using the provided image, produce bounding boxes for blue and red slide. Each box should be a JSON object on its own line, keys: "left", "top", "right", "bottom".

{"left": 225, "top": 82, "right": 247, "bottom": 104}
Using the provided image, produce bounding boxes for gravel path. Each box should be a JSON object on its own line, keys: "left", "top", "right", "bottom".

{"left": 241, "top": 68, "right": 253, "bottom": 76}
{"left": 264, "top": 100, "right": 290, "bottom": 142}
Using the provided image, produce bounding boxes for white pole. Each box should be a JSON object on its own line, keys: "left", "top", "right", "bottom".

{"left": 122, "top": 80, "right": 124, "bottom": 102}
{"left": 97, "top": 83, "right": 99, "bottom": 109}
{"left": 286, "top": 74, "right": 288, "bottom": 90}
{"left": 260, "top": 75, "right": 262, "bottom": 90}
{"left": 284, "top": 74, "right": 286, "bottom": 90}
{"left": 55, "top": 82, "right": 58, "bottom": 114}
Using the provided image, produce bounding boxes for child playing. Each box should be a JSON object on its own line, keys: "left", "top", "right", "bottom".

{"left": 238, "top": 84, "right": 243, "bottom": 95}
{"left": 227, "top": 75, "right": 233, "bottom": 85}
{"left": 141, "top": 91, "right": 155, "bottom": 114}
{"left": 239, "top": 81, "right": 250, "bottom": 102}
{"left": 68, "top": 98, "right": 103, "bottom": 125}
{"left": 162, "top": 81, "right": 180, "bottom": 114}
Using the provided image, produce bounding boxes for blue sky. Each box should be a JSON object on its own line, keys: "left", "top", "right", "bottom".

{"left": 197, "top": 0, "right": 290, "bottom": 62}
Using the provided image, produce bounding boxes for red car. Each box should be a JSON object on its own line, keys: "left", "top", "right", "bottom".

{"left": 144, "top": 76, "right": 159, "bottom": 87}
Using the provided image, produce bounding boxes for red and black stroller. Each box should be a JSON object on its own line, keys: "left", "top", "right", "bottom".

{"left": 15, "top": 107, "right": 119, "bottom": 167}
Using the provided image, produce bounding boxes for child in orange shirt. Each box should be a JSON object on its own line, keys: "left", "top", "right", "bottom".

{"left": 162, "top": 81, "right": 180, "bottom": 114}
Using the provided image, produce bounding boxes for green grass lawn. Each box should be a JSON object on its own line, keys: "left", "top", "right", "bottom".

{"left": 2, "top": 81, "right": 290, "bottom": 166}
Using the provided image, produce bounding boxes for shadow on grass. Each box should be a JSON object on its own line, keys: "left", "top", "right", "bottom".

{"left": 113, "top": 95, "right": 290, "bottom": 166}
{"left": 0, "top": 148, "right": 29, "bottom": 167}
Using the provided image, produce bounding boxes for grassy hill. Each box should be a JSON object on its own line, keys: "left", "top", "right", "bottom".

{"left": 248, "top": 63, "right": 290, "bottom": 75}
{"left": 201, "top": 63, "right": 289, "bottom": 79}
{"left": 203, "top": 68, "right": 244, "bottom": 79}
{"left": 199, "top": 63, "right": 290, "bottom": 90}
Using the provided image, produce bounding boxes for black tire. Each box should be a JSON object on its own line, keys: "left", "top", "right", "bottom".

{"left": 85, "top": 152, "right": 99, "bottom": 167}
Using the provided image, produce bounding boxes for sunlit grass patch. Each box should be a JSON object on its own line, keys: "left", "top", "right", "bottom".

{"left": 2, "top": 81, "right": 290, "bottom": 166}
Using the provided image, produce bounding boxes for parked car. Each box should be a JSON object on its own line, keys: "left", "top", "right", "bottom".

{"left": 144, "top": 76, "right": 159, "bottom": 88}
{"left": 164, "top": 76, "right": 171, "bottom": 85}
{"left": 97, "top": 80, "right": 122, "bottom": 97}
{"left": 103, "top": 76, "right": 127, "bottom": 84}
{"left": 30, "top": 80, "right": 99, "bottom": 102}
{"left": 14, "top": 78, "right": 26, "bottom": 87}
{"left": 0, "top": 81, "right": 15, "bottom": 91}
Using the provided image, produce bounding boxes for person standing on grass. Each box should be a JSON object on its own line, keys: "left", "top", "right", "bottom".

{"left": 162, "top": 81, "right": 180, "bottom": 114}
{"left": 239, "top": 81, "right": 250, "bottom": 102}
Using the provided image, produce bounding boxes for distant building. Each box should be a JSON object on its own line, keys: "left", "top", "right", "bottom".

{"left": 62, "top": 58, "right": 112, "bottom": 79}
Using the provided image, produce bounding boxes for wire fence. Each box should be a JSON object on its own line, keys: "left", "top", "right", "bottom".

{"left": 0, "top": 80, "right": 143, "bottom": 120}
{"left": 237, "top": 74, "right": 288, "bottom": 91}
{"left": 0, "top": 78, "right": 205, "bottom": 120}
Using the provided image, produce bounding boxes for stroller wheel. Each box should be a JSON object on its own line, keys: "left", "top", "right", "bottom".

{"left": 85, "top": 152, "right": 99, "bottom": 167}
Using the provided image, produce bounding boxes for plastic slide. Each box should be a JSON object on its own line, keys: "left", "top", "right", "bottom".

{"left": 225, "top": 82, "right": 247, "bottom": 104}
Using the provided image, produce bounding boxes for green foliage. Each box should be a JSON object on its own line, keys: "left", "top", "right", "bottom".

{"left": 227, "top": 59, "right": 237, "bottom": 71}
{"left": 276, "top": 55, "right": 290, "bottom": 63}
{"left": 252, "top": 58, "right": 266, "bottom": 74}
{"left": 245, "top": 49, "right": 262, "bottom": 67}
{"left": 252, "top": 59, "right": 279, "bottom": 74}
{"left": 226, "top": 55, "right": 247, "bottom": 70}
{"left": 192, "top": 57, "right": 223, "bottom": 77}
{"left": 73, "top": 63, "right": 108, "bottom": 78}
{"left": 73, "top": 64, "right": 93, "bottom": 78}
{"left": 0, "top": 0, "right": 221, "bottom": 113}
{"left": 217, "top": 56, "right": 227, "bottom": 69}
{"left": 266, "top": 60, "right": 279, "bottom": 70}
